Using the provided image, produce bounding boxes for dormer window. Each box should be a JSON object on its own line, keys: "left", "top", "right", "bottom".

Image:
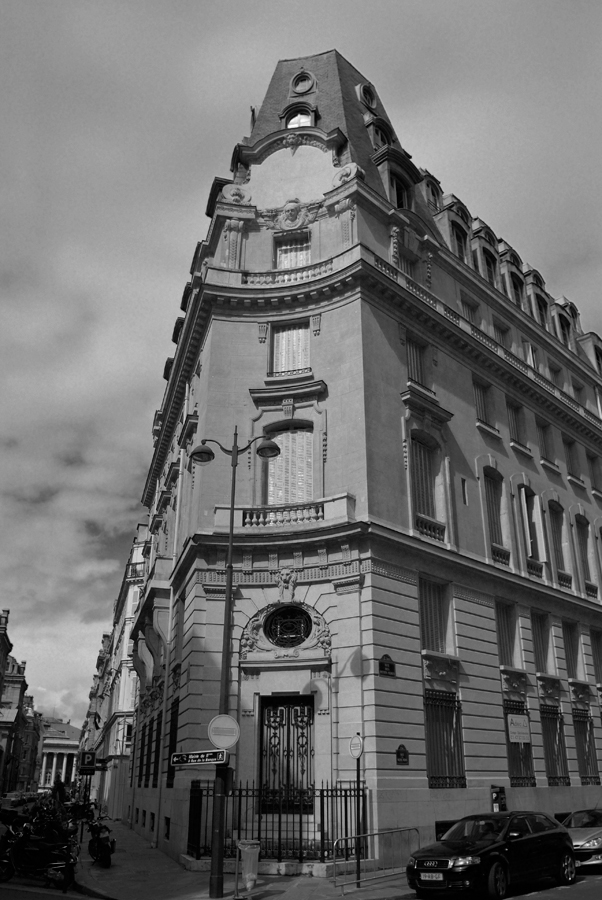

{"left": 535, "top": 295, "right": 548, "bottom": 329}
{"left": 390, "top": 175, "right": 409, "bottom": 209}
{"left": 286, "top": 110, "right": 312, "bottom": 128}
{"left": 510, "top": 274, "right": 524, "bottom": 308}
{"left": 452, "top": 224, "right": 468, "bottom": 263}
{"left": 455, "top": 206, "right": 470, "bottom": 225}
{"left": 373, "top": 125, "right": 390, "bottom": 148}
{"left": 483, "top": 250, "right": 497, "bottom": 287}
{"left": 558, "top": 315, "right": 572, "bottom": 347}
{"left": 426, "top": 182, "right": 441, "bottom": 212}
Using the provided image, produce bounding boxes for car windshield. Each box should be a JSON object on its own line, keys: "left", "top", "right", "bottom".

{"left": 565, "top": 810, "right": 602, "bottom": 828}
{"left": 442, "top": 818, "right": 506, "bottom": 841}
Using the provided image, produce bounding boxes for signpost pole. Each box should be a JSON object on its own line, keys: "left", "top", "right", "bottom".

{"left": 355, "top": 751, "right": 361, "bottom": 887}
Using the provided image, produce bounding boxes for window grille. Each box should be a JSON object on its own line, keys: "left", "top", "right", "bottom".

{"left": 531, "top": 612, "right": 549, "bottom": 674}
{"left": 562, "top": 621, "right": 580, "bottom": 680}
{"left": 145, "top": 717, "right": 154, "bottom": 787}
{"left": 138, "top": 723, "right": 146, "bottom": 788}
{"left": 265, "top": 606, "right": 313, "bottom": 648}
{"left": 548, "top": 504, "right": 566, "bottom": 573}
{"left": 271, "top": 324, "right": 310, "bottom": 375}
{"left": 484, "top": 473, "right": 504, "bottom": 547}
{"left": 473, "top": 381, "right": 490, "bottom": 425}
{"left": 166, "top": 698, "right": 180, "bottom": 789}
{"left": 540, "top": 705, "right": 570, "bottom": 786}
{"left": 507, "top": 402, "right": 522, "bottom": 444}
{"left": 504, "top": 700, "right": 536, "bottom": 787}
{"left": 411, "top": 437, "right": 436, "bottom": 519}
{"left": 424, "top": 690, "right": 466, "bottom": 788}
{"left": 563, "top": 439, "right": 578, "bottom": 477}
{"left": 496, "top": 603, "right": 515, "bottom": 667}
{"left": 576, "top": 518, "right": 591, "bottom": 583}
{"left": 267, "top": 429, "right": 313, "bottom": 506}
{"left": 573, "top": 709, "right": 600, "bottom": 785}
{"left": 276, "top": 236, "right": 310, "bottom": 269}
{"left": 152, "top": 711, "right": 163, "bottom": 788}
{"left": 537, "top": 422, "right": 550, "bottom": 460}
{"left": 419, "top": 579, "right": 448, "bottom": 653}
{"left": 407, "top": 339, "right": 425, "bottom": 384}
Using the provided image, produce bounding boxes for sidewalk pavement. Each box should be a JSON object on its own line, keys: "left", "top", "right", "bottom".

{"left": 75, "top": 819, "right": 416, "bottom": 900}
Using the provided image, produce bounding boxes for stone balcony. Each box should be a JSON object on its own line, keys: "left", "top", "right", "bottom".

{"left": 213, "top": 493, "right": 356, "bottom": 533}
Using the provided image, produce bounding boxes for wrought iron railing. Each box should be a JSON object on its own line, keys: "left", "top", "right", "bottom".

{"left": 186, "top": 781, "right": 367, "bottom": 863}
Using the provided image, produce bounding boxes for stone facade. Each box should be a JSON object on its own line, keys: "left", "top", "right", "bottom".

{"left": 123, "top": 50, "right": 602, "bottom": 861}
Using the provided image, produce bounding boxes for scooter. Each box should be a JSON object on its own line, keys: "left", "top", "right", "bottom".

{"left": 0, "top": 822, "right": 76, "bottom": 892}
{"left": 87, "top": 815, "right": 115, "bottom": 868}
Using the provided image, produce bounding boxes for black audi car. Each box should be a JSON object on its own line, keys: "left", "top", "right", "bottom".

{"left": 406, "top": 811, "right": 575, "bottom": 899}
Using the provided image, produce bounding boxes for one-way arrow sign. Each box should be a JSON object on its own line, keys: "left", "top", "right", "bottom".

{"left": 171, "top": 750, "right": 228, "bottom": 766}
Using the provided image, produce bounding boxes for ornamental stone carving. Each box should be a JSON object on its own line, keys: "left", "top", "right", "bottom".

{"left": 500, "top": 666, "right": 528, "bottom": 698}
{"left": 332, "top": 163, "right": 365, "bottom": 188}
{"left": 422, "top": 650, "right": 460, "bottom": 686}
{"left": 221, "top": 184, "right": 253, "bottom": 205}
{"left": 536, "top": 673, "right": 562, "bottom": 703}
{"left": 277, "top": 567, "right": 298, "bottom": 603}
{"left": 239, "top": 601, "right": 331, "bottom": 666}
{"left": 258, "top": 198, "right": 322, "bottom": 231}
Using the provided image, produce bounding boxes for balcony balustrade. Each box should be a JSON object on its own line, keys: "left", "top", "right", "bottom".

{"left": 213, "top": 493, "right": 355, "bottom": 531}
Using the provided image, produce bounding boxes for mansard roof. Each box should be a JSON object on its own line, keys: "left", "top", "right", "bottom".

{"left": 240, "top": 49, "right": 397, "bottom": 199}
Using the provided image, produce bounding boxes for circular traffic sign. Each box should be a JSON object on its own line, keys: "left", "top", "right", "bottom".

{"left": 349, "top": 734, "right": 363, "bottom": 759}
{"left": 208, "top": 715, "right": 240, "bottom": 750}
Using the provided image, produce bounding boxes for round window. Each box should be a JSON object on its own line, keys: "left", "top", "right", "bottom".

{"left": 292, "top": 72, "right": 314, "bottom": 94}
{"left": 361, "top": 84, "right": 376, "bottom": 108}
{"left": 265, "top": 606, "right": 312, "bottom": 648}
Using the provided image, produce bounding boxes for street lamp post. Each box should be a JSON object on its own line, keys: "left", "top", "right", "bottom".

{"left": 189, "top": 426, "right": 280, "bottom": 899}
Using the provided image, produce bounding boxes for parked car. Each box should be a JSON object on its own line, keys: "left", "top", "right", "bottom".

{"left": 406, "top": 811, "right": 575, "bottom": 899}
{"left": 562, "top": 808, "right": 602, "bottom": 869}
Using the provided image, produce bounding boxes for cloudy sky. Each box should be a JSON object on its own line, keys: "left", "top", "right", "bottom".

{"left": 2, "top": 0, "right": 601, "bottom": 726}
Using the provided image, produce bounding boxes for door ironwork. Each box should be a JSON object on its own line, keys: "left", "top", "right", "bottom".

{"left": 260, "top": 695, "right": 314, "bottom": 811}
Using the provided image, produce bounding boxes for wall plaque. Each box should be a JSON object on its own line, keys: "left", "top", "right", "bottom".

{"left": 379, "top": 654, "right": 396, "bottom": 677}
{"left": 396, "top": 744, "right": 409, "bottom": 766}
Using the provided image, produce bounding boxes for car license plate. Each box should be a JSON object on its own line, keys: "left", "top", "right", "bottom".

{"left": 421, "top": 872, "right": 444, "bottom": 881}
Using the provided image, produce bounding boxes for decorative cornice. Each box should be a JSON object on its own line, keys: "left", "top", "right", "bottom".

{"left": 453, "top": 587, "right": 495, "bottom": 608}
{"left": 332, "top": 574, "right": 363, "bottom": 594}
{"left": 569, "top": 678, "right": 592, "bottom": 707}
{"left": 360, "top": 559, "right": 417, "bottom": 585}
{"left": 249, "top": 380, "right": 326, "bottom": 406}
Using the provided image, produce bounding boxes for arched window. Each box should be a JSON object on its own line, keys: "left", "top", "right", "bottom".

{"left": 373, "top": 124, "right": 390, "bottom": 148}
{"left": 286, "top": 110, "right": 312, "bottom": 128}
{"left": 390, "top": 175, "right": 408, "bottom": 209}
{"left": 426, "top": 182, "right": 440, "bottom": 212}
{"left": 558, "top": 315, "right": 572, "bottom": 347}
{"left": 451, "top": 224, "right": 468, "bottom": 263}
{"left": 548, "top": 501, "right": 571, "bottom": 587}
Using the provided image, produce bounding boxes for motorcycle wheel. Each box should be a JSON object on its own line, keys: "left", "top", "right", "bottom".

{"left": 0, "top": 859, "right": 14, "bottom": 882}
{"left": 88, "top": 837, "right": 99, "bottom": 861}
{"left": 99, "top": 844, "right": 112, "bottom": 868}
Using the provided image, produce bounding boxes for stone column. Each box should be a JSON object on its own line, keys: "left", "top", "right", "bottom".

{"left": 61, "top": 753, "right": 68, "bottom": 781}
{"left": 50, "top": 752, "right": 58, "bottom": 785}
{"left": 40, "top": 752, "right": 48, "bottom": 786}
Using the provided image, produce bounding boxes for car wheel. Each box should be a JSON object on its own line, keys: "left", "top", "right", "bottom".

{"left": 487, "top": 861, "right": 507, "bottom": 900}
{"left": 557, "top": 850, "right": 576, "bottom": 885}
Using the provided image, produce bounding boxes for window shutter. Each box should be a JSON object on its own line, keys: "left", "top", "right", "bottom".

{"left": 484, "top": 474, "right": 503, "bottom": 546}
{"left": 411, "top": 438, "right": 435, "bottom": 518}
{"left": 267, "top": 430, "right": 313, "bottom": 505}
{"left": 272, "top": 324, "right": 309, "bottom": 374}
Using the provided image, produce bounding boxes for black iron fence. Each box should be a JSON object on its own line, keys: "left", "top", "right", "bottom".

{"left": 187, "top": 781, "right": 367, "bottom": 863}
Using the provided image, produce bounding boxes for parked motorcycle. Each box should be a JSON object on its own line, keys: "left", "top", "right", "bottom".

{"left": 87, "top": 815, "right": 115, "bottom": 868}
{"left": 0, "top": 822, "right": 77, "bottom": 892}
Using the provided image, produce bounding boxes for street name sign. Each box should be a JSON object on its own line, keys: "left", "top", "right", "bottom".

{"left": 171, "top": 750, "right": 229, "bottom": 766}
{"left": 79, "top": 751, "right": 96, "bottom": 775}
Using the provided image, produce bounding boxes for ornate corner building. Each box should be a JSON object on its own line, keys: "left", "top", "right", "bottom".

{"left": 126, "top": 50, "right": 602, "bottom": 862}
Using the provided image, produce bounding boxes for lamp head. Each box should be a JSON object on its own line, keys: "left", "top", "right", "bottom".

{"left": 256, "top": 438, "right": 281, "bottom": 460}
{"left": 189, "top": 443, "right": 215, "bottom": 465}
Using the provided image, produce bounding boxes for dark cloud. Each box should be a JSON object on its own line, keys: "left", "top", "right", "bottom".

{"left": 1, "top": 0, "right": 599, "bottom": 725}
